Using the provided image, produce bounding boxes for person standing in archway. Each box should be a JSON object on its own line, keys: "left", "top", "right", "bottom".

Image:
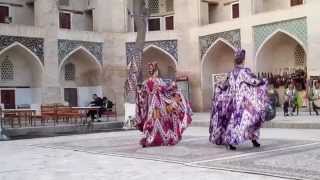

{"left": 209, "top": 49, "right": 271, "bottom": 150}
{"left": 135, "top": 62, "right": 192, "bottom": 147}
{"left": 311, "top": 81, "right": 320, "bottom": 115}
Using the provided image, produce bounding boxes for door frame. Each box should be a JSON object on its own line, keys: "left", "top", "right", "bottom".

{"left": 59, "top": 11, "right": 72, "bottom": 29}
{"left": 0, "top": 5, "right": 12, "bottom": 23}
{"left": 63, "top": 87, "right": 79, "bottom": 107}
{"left": 0, "top": 88, "right": 16, "bottom": 109}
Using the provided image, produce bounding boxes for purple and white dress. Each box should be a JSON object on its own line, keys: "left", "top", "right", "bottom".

{"left": 209, "top": 66, "right": 269, "bottom": 146}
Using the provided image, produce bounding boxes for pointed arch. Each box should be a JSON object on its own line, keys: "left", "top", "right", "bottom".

{"left": 200, "top": 38, "right": 236, "bottom": 89}
{"left": 59, "top": 46, "right": 102, "bottom": 72}
{"left": 0, "top": 42, "right": 44, "bottom": 72}
{"left": 255, "top": 29, "right": 307, "bottom": 61}
{"left": 200, "top": 38, "right": 235, "bottom": 111}
{"left": 201, "top": 38, "right": 236, "bottom": 66}
{"left": 254, "top": 29, "right": 308, "bottom": 76}
{"left": 143, "top": 44, "right": 178, "bottom": 68}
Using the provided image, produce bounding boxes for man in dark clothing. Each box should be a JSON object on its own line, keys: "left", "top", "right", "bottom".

{"left": 102, "top": 97, "right": 114, "bottom": 111}
{"left": 87, "top": 94, "right": 104, "bottom": 121}
{"left": 90, "top": 94, "right": 104, "bottom": 107}
{"left": 106, "top": 98, "right": 114, "bottom": 112}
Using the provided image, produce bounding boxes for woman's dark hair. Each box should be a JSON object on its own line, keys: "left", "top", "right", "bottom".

{"left": 234, "top": 49, "right": 246, "bottom": 65}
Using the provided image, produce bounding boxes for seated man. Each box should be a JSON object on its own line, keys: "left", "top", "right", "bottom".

{"left": 102, "top": 97, "right": 114, "bottom": 111}
{"left": 106, "top": 98, "right": 114, "bottom": 112}
{"left": 87, "top": 94, "right": 104, "bottom": 121}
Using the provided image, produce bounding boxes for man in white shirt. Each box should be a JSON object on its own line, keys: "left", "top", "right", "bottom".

{"left": 283, "top": 83, "right": 297, "bottom": 116}
{"left": 312, "top": 81, "right": 320, "bottom": 115}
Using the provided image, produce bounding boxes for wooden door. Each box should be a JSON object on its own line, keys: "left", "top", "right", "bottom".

{"left": 291, "top": 0, "right": 304, "bottom": 6}
{"left": 165, "top": 16, "right": 174, "bottom": 30}
{"left": 59, "top": 12, "right": 71, "bottom": 29}
{"left": 0, "top": 6, "right": 9, "bottom": 23}
{"left": 64, "top": 88, "right": 78, "bottom": 107}
{"left": 1, "top": 90, "right": 15, "bottom": 109}
{"left": 232, "top": 3, "right": 239, "bottom": 19}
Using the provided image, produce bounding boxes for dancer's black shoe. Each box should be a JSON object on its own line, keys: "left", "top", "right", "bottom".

{"left": 252, "top": 140, "right": 261, "bottom": 148}
{"left": 140, "top": 138, "right": 147, "bottom": 148}
{"left": 226, "top": 144, "right": 236, "bottom": 150}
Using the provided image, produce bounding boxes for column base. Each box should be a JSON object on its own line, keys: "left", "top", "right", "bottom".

{"left": 0, "top": 131, "right": 9, "bottom": 141}
{"left": 124, "top": 103, "right": 136, "bottom": 129}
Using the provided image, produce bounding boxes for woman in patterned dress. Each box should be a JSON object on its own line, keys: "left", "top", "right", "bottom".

{"left": 136, "top": 62, "right": 192, "bottom": 147}
{"left": 209, "top": 49, "right": 270, "bottom": 150}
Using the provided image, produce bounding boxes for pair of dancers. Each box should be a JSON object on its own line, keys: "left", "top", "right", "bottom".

{"left": 135, "top": 49, "right": 270, "bottom": 150}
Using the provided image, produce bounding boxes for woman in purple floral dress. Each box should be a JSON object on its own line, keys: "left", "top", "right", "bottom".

{"left": 209, "top": 49, "right": 270, "bottom": 150}
{"left": 136, "top": 62, "right": 192, "bottom": 147}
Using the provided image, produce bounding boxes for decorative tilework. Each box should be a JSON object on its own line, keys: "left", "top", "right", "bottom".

{"left": 64, "top": 63, "right": 75, "bottom": 81}
{"left": 199, "top": 29, "right": 241, "bottom": 59}
{"left": 0, "top": 57, "right": 14, "bottom": 81}
{"left": 58, "top": 39, "right": 103, "bottom": 65}
{"left": 254, "top": 17, "right": 307, "bottom": 51}
{"left": 294, "top": 44, "right": 306, "bottom": 66}
{"left": 126, "top": 40, "right": 178, "bottom": 64}
{"left": 0, "top": 35, "right": 44, "bottom": 64}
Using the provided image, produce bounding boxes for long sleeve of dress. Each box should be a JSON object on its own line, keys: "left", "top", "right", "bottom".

{"left": 216, "top": 75, "right": 230, "bottom": 91}
{"left": 160, "top": 80, "right": 177, "bottom": 95}
{"left": 243, "top": 68, "right": 264, "bottom": 86}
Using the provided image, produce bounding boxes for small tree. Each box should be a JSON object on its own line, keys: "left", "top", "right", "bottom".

{"left": 125, "top": 0, "right": 149, "bottom": 128}
{"left": 127, "top": 0, "right": 148, "bottom": 103}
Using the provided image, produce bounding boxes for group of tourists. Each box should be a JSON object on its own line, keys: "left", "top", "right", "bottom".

{"left": 258, "top": 69, "right": 320, "bottom": 116}
{"left": 134, "top": 48, "right": 274, "bottom": 150}
{"left": 258, "top": 69, "right": 306, "bottom": 90}
{"left": 267, "top": 78, "right": 320, "bottom": 117}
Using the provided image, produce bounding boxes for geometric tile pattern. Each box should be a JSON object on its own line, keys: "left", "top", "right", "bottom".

{"left": 147, "top": 0, "right": 173, "bottom": 14}
{"left": 0, "top": 57, "right": 14, "bottom": 81}
{"left": 199, "top": 29, "right": 241, "bottom": 59}
{"left": 295, "top": 44, "right": 306, "bottom": 66}
{"left": 197, "top": 142, "right": 320, "bottom": 180}
{"left": 254, "top": 17, "right": 307, "bottom": 51}
{"left": 58, "top": 39, "right": 103, "bottom": 65}
{"left": 126, "top": 40, "right": 178, "bottom": 64}
{"left": 34, "top": 135, "right": 320, "bottom": 180}
{"left": 148, "top": 0, "right": 160, "bottom": 14}
{"left": 64, "top": 63, "right": 75, "bottom": 81}
{"left": 35, "top": 136, "right": 312, "bottom": 164}
{"left": 0, "top": 35, "right": 44, "bottom": 64}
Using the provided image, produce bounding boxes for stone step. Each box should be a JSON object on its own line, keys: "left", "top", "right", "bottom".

{"left": 263, "top": 120, "right": 320, "bottom": 129}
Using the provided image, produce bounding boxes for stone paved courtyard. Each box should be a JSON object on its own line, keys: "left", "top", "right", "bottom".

{"left": 1, "top": 127, "right": 320, "bottom": 180}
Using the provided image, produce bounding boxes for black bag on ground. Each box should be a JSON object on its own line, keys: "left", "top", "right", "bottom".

{"left": 264, "top": 94, "right": 277, "bottom": 121}
{"left": 265, "top": 104, "right": 276, "bottom": 121}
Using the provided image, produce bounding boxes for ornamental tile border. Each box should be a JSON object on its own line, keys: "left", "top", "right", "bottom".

{"left": 58, "top": 39, "right": 103, "bottom": 65}
{"left": 254, "top": 17, "right": 307, "bottom": 51}
{"left": 126, "top": 40, "right": 178, "bottom": 64}
{"left": 199, "top": 29, "right": 241, "bottom": 59}
{"left": 0, "top": 35, "right": 44, "bottom": 64}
